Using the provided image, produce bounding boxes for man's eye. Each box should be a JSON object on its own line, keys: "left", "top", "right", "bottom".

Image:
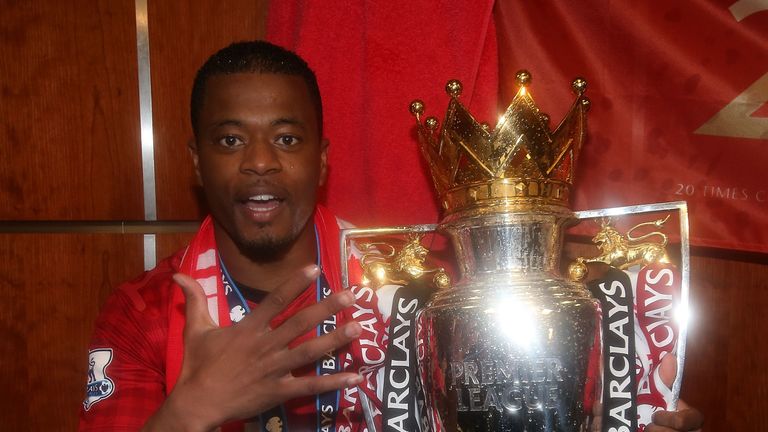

{"left": 218, "top": 136, "right": 243, "bottom": 147}
{"left": 277, "top": 135, "right": 300, "bottom": 146}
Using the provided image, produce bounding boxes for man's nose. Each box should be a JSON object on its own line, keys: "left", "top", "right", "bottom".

{"left": 240, "top": 140, "right": 281, "bottom": 175}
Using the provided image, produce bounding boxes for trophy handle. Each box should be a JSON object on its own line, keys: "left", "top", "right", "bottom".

{"left": 339, "top": 224, "right": 443, "bottom": 432}
{"left": 340, "top": 224, "right": 450, "bottom": 290}
{"left": 571, "top": 200, "right": 690, "bottom": 415}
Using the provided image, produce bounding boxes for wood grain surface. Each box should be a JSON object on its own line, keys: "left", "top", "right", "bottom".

{"left": 0, "top": 0, "right": 142, "bottom": 221}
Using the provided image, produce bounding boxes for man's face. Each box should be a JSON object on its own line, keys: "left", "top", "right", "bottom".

{"left": 191, "top": 72, "right": 327, "bottom": 259}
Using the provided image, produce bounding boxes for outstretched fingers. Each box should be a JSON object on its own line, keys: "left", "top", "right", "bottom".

{"left": 247, "top": 265, "right": 322, "bottom": 329}
{"left": 273, "top": 321, "right": 362, "bottom": 373}
{"left": 266, "top": 289, "right": 357, "bottom": 348}
{"left": 279, "top": 372, "right": 364, "bottom": 402}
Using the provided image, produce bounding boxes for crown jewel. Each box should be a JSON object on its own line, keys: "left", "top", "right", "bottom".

{"left": 410, "top": 70, "right": 590, "bottom": 218}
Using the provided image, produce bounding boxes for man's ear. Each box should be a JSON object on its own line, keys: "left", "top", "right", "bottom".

{"left": 188, "top": 139, "right": 203, "bottom": 185}
{"left": 318, "top": 138, "right": 329, "bottom": 187}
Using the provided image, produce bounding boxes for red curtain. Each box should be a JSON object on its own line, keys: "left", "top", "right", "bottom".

{"left": 266, "top": 0, "right": 498, "bottom": 228}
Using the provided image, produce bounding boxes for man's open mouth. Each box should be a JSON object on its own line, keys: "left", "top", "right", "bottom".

{"left": 243, "top": 194, "right": 283, "bottom": 212}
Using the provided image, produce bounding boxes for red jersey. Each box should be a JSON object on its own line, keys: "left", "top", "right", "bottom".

{"left": 80, "top": 249, "right": 341, "bottom": 431}
{"left": 79, "top": 206, "right": 392, "bottom": 432}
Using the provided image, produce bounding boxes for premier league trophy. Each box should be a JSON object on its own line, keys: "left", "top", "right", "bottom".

{"left": 340, "top": 71, "right": 689, "bottom": 432}
{"left": 409, "top": 72, "right": 597, "bottom": 432}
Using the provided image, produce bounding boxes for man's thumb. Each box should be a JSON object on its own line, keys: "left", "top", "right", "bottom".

{"left": 173, "top": 273, "right": 216, "bottom": 333}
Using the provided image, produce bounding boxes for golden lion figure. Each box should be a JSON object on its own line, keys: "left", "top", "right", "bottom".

{"left": 569, "top": 216, "right": 670, "bottom": 281}
{"left": 358, "top": 233, "right": 450, "bottom": 289}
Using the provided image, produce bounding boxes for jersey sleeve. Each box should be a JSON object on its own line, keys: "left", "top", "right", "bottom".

{"left": 79, "top": 270, "right": 173, "bottom": 431}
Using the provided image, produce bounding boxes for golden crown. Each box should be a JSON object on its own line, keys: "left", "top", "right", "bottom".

{"left": 409, "top": 70, "right": 590, "bottom": 218}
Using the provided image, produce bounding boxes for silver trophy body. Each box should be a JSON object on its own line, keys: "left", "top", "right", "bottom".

{"left": 409, "top": 73, "right": 598, "bottom": 431}
{"left": 418, "top": 208, "right": 598, "bottom": 432}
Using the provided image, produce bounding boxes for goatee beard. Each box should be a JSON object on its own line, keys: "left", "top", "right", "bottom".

{"left": 235, "top": 233, "right": 297, "bottom": 263}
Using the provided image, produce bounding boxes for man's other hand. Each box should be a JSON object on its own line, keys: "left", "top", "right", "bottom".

{"left": 646, "top": 354, "right": 704, "bottom": 432}
{"left": 647, "top": 398, "right": 704, "bottom": 432}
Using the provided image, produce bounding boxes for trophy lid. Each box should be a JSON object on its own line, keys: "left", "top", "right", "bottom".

{"left": 410, "top": 71, "right": 590, "bottom": 220}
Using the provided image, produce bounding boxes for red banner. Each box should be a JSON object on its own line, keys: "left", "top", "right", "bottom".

{"left": 268, "top": 1, "right": 768, "bottom": 253}
{"left": 496, "top": 1, "right": 768, "bottom": 252}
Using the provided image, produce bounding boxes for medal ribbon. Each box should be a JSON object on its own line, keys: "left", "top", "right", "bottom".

{"left": 381, "top": 280, "right": 432, "bottom": 432}
{"left": 588, "top": 267, "right": 639, "bottom": 432}
{"left": 219, "top": 226, "right": 339, "bottom": 432}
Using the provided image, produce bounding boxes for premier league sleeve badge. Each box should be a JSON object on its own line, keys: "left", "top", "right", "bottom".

{"left": 83, "top": 348, "right": 115, "bottom": 411}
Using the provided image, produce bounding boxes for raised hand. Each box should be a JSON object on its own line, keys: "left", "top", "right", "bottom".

{"left": 142, "top": 265, "right": 362, "bottom": 432}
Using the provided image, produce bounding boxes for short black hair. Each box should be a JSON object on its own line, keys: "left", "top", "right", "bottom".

{"left": 190, "top": 40, "right": 323, "bottom": 137}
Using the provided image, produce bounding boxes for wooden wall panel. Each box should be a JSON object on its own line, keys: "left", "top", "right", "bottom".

{"left": 0, "top": 0, "right": 143, "bottom": 221}
{"left": 682, "top": 252, "right": 768, "bottom": 431}
{"left": 148, "top": 0, "right": 270, "bottom": 220}
{"left": 0, "top": 233, "right": 145, "bottom": 431}
{"left": 156, "top": 231, "right": 196, "bottom": 262}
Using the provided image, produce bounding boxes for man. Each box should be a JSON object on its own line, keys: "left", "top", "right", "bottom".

{"left": 80, "top": 41, "right": 703, "bottom": 431}
{"left": 81, "top": 41, "right": 367, "bottom": 431}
